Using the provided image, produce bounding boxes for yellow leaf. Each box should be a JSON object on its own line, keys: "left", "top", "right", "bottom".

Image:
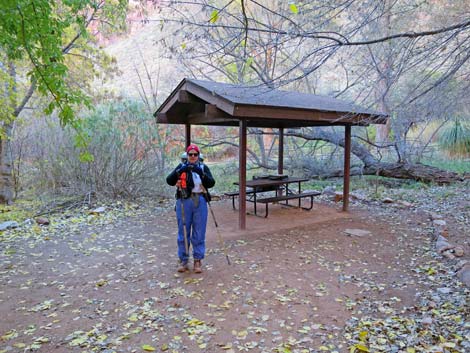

{"left": 289, "top": 3, "right": 299, "bottom": 14}
{"left": 209, "top": 10, "right": 218, "bottom": 23}
{"left": 161, "top": 343, "right": 168, "bottom": 351}
{"left": 406, "top": 348, "right": 416, "bottom": 353}
{"left": 96, "top": 334, "right": 108, "bottom": 341}
{"left": 359, "top": 330, "right": 368, "bottom": 341}
{"left": 237, "top": 330, "right": 248, "bottom": 339}
{"left": 142, "top": 344, "right": 156, "bottom": 351}
{"left": 70, "top": 336, "right": 87, "bottom": 347}
{"left": 427, "top": 267, "right": 437, "bottom": 275}
{"left": 355, "top": 343, "right": 370, "bottom": 352}
{"left": 220, "top": 301, "right": 233, "bottom": 309}
{"left": 1, "top": 330, "right": 18, "bottom": 341}
{"left": 96, "top": 279, "right": 108, "bottom": 287}
{"left": 187, "top": 318, "right": 204, "bottom": 326}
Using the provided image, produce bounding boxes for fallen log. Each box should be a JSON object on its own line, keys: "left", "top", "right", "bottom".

{"left": 309, "top": 163, "right": 466, "bottom": 184}
{"left": 363, "top": 162, "right": 466, "bottom": 184}
{"left": 285, "top": 129, "right": 467, "bottom": 184}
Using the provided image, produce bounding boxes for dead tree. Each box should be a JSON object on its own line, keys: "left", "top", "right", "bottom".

{"left": 285, "top": 129, "right": 465, "bottom": 184}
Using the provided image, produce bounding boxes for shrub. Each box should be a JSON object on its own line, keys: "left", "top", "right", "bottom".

{"left": 437, "top": 119, "right": 470, "bottom": 158}
{"left": 26, "top": 99, "right": 181, "bottom": 198}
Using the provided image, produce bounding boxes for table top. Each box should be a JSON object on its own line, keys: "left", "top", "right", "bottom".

{"left": 235, "top": 176, "right": 309, "bottom": 188}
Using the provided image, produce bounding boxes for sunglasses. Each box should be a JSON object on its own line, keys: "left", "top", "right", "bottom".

{"left": 188, "top": 153, "right": 199, "bottom": 157}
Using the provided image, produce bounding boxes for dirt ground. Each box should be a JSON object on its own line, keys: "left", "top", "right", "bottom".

{"left": 0, "top": 196, "right": 468, "bottom": 352}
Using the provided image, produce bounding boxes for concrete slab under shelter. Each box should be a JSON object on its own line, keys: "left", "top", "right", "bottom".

{"left": 204, "top": 199, "right": 351, "bottom": 241}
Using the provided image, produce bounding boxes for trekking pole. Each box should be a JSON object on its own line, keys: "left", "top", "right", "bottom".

{"left": 202, "top": 187, "right": 231, "bottom": 265}
{"left": 178, "top": 187, "right": 190, "bottom": 258}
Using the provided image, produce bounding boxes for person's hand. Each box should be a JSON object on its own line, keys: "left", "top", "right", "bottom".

{"left": 176, "top": 163, "right": 189, "bottom": 174}
{"left": 192, "top": 165, "right": 204, "bottom": 177}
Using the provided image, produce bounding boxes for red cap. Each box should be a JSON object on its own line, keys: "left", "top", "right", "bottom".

{"left": 186, "top": 144, "right": 200, "bottom": 154}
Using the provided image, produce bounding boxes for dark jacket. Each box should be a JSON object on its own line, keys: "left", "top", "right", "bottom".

{"left": 166, "top": 162, "right": 215, "bottom": 199}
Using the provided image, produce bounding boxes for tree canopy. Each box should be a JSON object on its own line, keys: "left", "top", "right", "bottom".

{"left": 0, "top": 0, "right": 127, "bottom": 127}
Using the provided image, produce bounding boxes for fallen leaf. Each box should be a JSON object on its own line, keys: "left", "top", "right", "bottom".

{"left": 142, "top": 344, "right": 156, "bottom": 351}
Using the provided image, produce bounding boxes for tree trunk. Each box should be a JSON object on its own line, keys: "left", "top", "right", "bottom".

{"left": 364, "top": 162, "right": 465, "bottom": 183}
{"left": 0, "top": 61, "right": 16, "bottom": 204}
{"left": 0, "top": 61, "right": 37, "bottom": 204}
{"left": 373, "top": 1, "right": 393, "bottom": 146}
{"left": 0, "top": 125, "right": 14, "bottom": 204}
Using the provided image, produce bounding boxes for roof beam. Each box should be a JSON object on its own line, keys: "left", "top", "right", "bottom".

{"left": 205, "top": 104, "right": 233, "bottom": 119}
{"left": 186, "top": 104, "right": 239, "bottom": 125}
{"left": 158, "top": 88, "right": 203, "bottom": 114}
{"left": 186, "top": 81, "right": 236, "bottom": 115}
{"left": 233, "top": 105, "right": 387, "bottom": 125}
{"left": 178, "top": 90, "right": 203, "bottom": 104}
{"left": 155, "top": 113, "right": 169, "bottom": 123}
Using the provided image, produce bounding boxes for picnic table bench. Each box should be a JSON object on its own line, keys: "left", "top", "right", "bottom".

{"left": 224, "top": 184, "right": 280, "bottom": 209}
{"left": 224, "top": 189, "right": 256, "bottom": 209}
{"left": 228, "top": 176, "right": 321, "bottom": 217}
{"left": 256, "top": 190, "right": 321, "bottom": 217}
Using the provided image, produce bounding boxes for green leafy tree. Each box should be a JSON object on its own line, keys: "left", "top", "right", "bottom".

{"left": 0, "top": 0, "right": 127, "bottom": 203}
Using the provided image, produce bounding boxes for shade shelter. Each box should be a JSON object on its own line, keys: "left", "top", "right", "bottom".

{"left": 155, "top": 78, "right": 388, "bottom": 229}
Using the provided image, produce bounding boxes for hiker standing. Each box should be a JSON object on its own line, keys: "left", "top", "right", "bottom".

{"left": 166, "top": 144, "right": 215, "bottom": 273}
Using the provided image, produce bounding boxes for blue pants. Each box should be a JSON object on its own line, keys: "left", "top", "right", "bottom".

{"left": 175, "top": 195, "right": 208, "bottom": 263}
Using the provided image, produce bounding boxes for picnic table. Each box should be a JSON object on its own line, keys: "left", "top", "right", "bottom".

{"left": 226, "top": 176, "right": 321, "bottom": 217}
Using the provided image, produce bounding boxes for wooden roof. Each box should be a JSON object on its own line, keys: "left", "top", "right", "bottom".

{"left": 155, "top": 78, "right": 388, "bottom": 128}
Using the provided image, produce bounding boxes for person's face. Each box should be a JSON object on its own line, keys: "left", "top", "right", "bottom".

{"left": 187, "top": 149, "right": 199, "bottom": 164}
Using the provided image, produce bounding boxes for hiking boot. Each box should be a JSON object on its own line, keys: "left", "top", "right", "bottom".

{"left": 193, "top": 259, "right": 202, "bottom": 273}
{"left": 177, "top": 262, "right": 189, "bottom": 273}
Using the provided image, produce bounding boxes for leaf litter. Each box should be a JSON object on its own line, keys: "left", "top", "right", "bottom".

{"left": 0, "top": 182, "right": 469, "bottom": 352}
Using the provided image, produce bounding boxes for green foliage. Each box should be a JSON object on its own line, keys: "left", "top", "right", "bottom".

{"left": 0, "top": 0, "right": 127, "bottom": 128}
{"left": 366, "top": 125, "right": 376, "bottom": 143}
{"left": 0, "top": 63, "right": 16, "bottom": 135}
{"left": 224, "top": 62, "right": 240, "bottom": 81}
{"left": 437, "top": 119, "right": 470, "bottom": 157}
{"left": 422, "top": 157, "right": 470, "bottom": 174}
{"left": 30, "top": 99, "right": 171, "bottom": 198}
